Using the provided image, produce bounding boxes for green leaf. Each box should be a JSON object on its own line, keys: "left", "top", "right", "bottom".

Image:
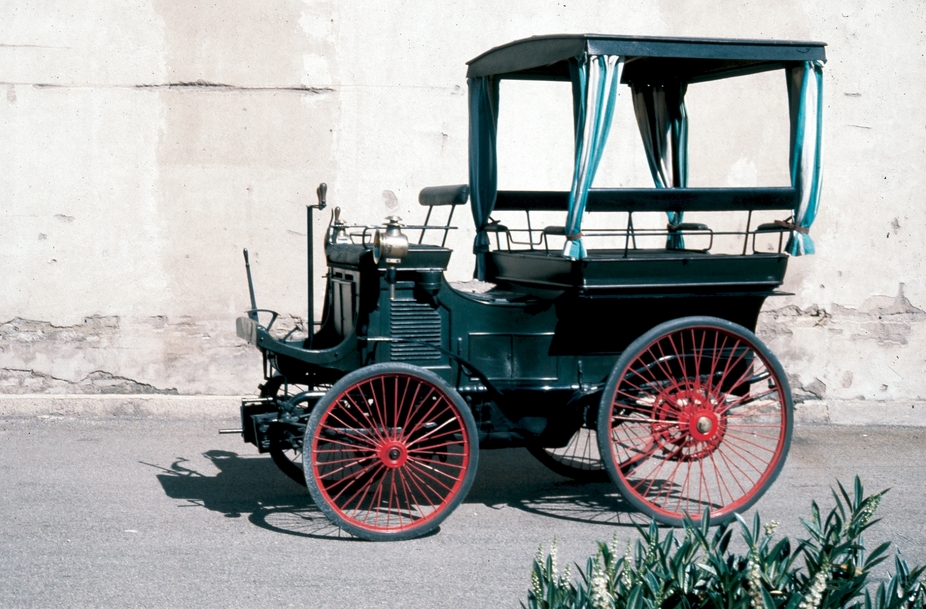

{"left": 760, "top": 587, "right": 777, "bottom": 609}
{"left": 626, "top": 584, "right": 645, "bottom": 609}
{"left": 863, "top": 541, "right": 891, "bottom": 571}
{"left": 521, "top": 478, "right": 926, "bottom": 609}
{"left": 801, "top": 511, "right": 824, "bottom": 541}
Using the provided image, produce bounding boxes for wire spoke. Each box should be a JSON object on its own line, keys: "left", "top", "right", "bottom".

{"left": 305, "top": 370, "right": 473, "bottom": 537}
{"left": 606, "top": 323, "right": 790, "bottom": 524}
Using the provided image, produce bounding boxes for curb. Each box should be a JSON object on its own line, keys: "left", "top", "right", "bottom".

{"left": 2, "top": 395, "right": 926, "bottom": 426}
{"left": 795, "top": 399, "right": 926, "bottom": 427}
{"left": 0, "top": 395, "right": 242, "bottom": 419}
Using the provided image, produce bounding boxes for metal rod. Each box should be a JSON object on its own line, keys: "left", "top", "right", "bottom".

{"left": 623, "top": 212, "right": 632, "bottom": 258}
{"left": 419, "top": 206, "right": 432, "bottom": 244}
{"left": 307, "top": 204, "right": 314, "bottom": 339}
{"left": 218, "top": 429, "right": 243, "bottom": 434}
{"left": 243, "top": 249, "right": 258, "bottom": 321}
{"left": 307, "top": 182, "right": 327, "bottom": 347}
{"left": 526, "top": 210, "right": 534, "bottom": 251}
{"left": 442, "top": 205, "right": 455, "bottom": 247}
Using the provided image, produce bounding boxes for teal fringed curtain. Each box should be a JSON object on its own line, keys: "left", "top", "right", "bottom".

{"left": 631, "top": 82, "right": 689, "bottom": 249}
{"left": 562, "top": 55, "right": 624, "bottom": 260}
{"left": 786, "top": 61, "right": 825, "bottom": 256}
{"left": 467, "top": 76, "right": 500, "bottom": 280}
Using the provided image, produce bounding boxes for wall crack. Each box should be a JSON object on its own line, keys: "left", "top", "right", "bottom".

{"left": 759, "top": 283, "right": 925, "bottom": 345}
{"left": 0, "top": 368, "right": 178, "bottom": 395}
{"left": 135, "top": 80, "right": 334, "bottom": 94}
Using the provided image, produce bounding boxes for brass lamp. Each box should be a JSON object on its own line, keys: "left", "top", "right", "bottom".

{"left": 373, "top": 216, "right": 408, "bottom": 300}
{"left": 373, "top": 216, "right": 408, "bottom": 265}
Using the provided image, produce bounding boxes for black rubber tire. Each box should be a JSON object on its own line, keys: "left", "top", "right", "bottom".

{"left": 526, "top": 426, "right": 610, "bottom": 483}
{"left": 303, "top": 363, "right": 479, "bottom": 541}
{"left": 597, "top": 316, "right": 793, "bottom": 526}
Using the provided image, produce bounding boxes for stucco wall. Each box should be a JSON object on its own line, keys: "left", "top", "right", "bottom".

{"left": 1, "top": 2, "right": 924, "bottom": 411}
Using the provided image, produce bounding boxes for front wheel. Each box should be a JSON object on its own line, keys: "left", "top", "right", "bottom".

{"left": 597, "top": 316, "right": 793, "bottom": 526}
{"left": 304, "top": 363, "right": 479, "bottom": 541}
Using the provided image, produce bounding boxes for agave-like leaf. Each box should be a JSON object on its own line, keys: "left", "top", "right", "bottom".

{"left": 522, "top": 478, "right": 923, "bottom": 609}
{"left": 862, "top": 541, "right": 891, "bottom": 571}
{"left": 626, "top": 583, "right": 645, "bottom": 609}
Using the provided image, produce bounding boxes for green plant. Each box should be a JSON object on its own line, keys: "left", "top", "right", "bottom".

{"left": 524, "top": 477, "right": 926, "bottom": 609}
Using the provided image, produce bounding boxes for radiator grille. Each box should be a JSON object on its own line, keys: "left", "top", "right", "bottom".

{"left": 389, "top": 301, "right": 442, "bottom": 361}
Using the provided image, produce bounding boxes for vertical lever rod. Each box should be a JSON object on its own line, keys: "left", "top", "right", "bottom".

{"left": 243, "top": 248, "right": 258, "bottom": 321}
{"left": 307, "top": 183, "right": 327, "bottom": 346}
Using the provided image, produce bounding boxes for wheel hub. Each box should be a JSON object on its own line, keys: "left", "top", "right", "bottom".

{"left": 652, "top": 388, "right": 727, "bottom": 461}
{"left": 690, "top": 411, "right": 720, "bottom": 442}
{"left": 378, "top": 441, "right": 408, "bottom": 469}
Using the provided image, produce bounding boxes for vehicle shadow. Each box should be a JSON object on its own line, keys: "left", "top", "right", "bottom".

{"left": 467, "top": 447, "right": 640, "bottom": 528}
{"left": 145, "top": 447, "right": 640, "bottom": 539}
{"left": 144, "top": 449, "right": 357, "bottom": 541}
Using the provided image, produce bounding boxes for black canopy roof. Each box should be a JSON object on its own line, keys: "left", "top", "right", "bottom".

{"left": 466, "top": 34, "right": 826, "bottom": 84}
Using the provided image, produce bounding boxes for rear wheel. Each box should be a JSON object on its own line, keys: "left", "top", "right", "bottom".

{"left": 304, "top": 363, "right": 478, "bottom": 541}
{"left": 597, "top": 316, "right": 792, "bottom": 526}
{"left": 260, "top": 376, "right": 317, "bottom": 487}
{"left": 527, "top": 426, "right": 609, "bottom": 483}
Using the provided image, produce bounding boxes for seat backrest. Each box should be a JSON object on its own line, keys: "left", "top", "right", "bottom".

{"left": 419, "top": 184, "right": 470, "bottom": 207}
{"left": 417, "top": 184, "right": 470, "bottom": 246}
{"left": 494, "top": 187, "right": 797, "bottom": 214}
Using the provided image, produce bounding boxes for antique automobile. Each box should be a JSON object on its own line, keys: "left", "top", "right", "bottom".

{"left": 233, "top": 34, "right": 825, "bottom": 540}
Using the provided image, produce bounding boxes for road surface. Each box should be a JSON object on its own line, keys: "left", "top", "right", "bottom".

{"left": 1, "top": 415, "right": 924, "bottom": 608}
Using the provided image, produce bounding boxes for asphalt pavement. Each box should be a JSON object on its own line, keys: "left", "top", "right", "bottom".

{"left": 1, "top": 414, "right": 924, "bottom": 608}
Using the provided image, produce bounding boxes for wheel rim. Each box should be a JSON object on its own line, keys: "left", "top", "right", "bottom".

{"left": 310, "top": 372, "right": 472, "bottom": 534}
{"left": 605, "top": 325, "right": 789, "bottom": 521}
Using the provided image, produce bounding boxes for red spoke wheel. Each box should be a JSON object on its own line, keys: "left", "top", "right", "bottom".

{"left": 597, "top": 316, "right": 792, "bottom": 526}
{"left": 303, "top": 363, "right": 479, "bottom": 540}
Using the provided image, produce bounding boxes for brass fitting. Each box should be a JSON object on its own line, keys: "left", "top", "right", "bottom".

{"left": 373, "top": 216, "right": 408, "bottom": 265}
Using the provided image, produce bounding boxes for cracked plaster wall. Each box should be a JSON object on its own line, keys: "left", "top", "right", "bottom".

{"left": 759, "top": 285, "right": 926, "bottom": 404}
{"left": 1, "top": 1, "right": 925, "bottom": 400}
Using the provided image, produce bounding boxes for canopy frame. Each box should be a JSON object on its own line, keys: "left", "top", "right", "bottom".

{"left": 467, "top": 34, "right": 827, "bottom": 277}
